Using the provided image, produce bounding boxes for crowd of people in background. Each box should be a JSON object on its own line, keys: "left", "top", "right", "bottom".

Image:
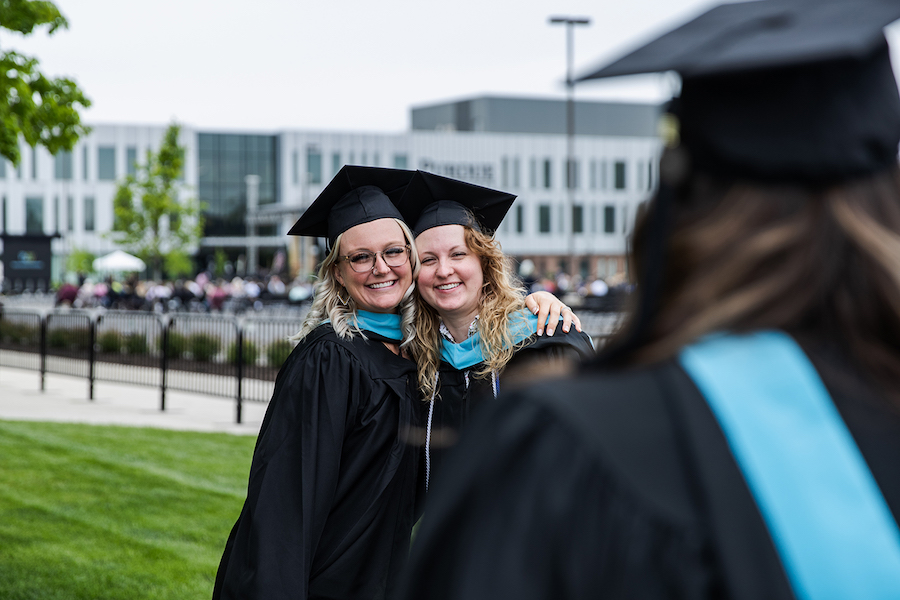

{"left": 52, "top": 272, "right": 315, "bottom": 314}
{"left": 42, "top": 264, "right": 632, "bottom": 314}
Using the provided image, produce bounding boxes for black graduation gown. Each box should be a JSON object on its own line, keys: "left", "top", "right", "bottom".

{"left": 401, "top": 338, "right": 900, "bottom": 600}
{"left": 214, "top": 324, "right": 421, "bottom": 600}
{"left": 425, "top": 328, "right": 595, "bottom": 491}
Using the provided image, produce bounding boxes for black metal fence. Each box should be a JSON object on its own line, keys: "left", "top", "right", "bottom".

{"left": 0, "top": 307, "right": 301, "bottom": 423}
{"left": 0, "top": 307, "right": 621, "bottom": 424}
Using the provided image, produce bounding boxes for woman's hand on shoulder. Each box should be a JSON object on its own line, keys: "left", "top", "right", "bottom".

{"left": 524, "top": 291, "right": 582, "bottom": 336}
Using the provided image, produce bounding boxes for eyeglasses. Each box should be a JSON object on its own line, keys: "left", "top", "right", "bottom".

{"left": 340, "top": 245, "right": 410, "bottom": 273}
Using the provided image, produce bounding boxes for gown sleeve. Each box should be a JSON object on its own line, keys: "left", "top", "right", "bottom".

{"left": 401, "top": 385, "right": 717, "bottom": 600}
{"left": 214, "top": 336, "right": 364, "bottom": 600}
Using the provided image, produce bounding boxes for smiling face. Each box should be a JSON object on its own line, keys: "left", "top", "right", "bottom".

{"left": 333, "top": 218, "right": 412, "bottom": 313}
{"left": 415, "top": 224, "right": 484, "bottom": 325}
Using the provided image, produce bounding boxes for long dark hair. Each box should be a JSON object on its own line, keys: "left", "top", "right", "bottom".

{"left": 614, "top": 164, "right": 900, "bottom": 400}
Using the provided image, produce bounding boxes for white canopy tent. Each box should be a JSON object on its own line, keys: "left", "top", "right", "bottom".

{"left": 93, "top": 250, "right": 146, "bottom": 273}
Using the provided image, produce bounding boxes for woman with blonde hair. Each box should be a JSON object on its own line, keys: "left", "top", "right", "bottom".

{"left": 213, "top": 166, "right": 423, "bottom": 600}
{"left": 400, "top": 1, "right": 900, "bottom": 598}
{"left": 399, "top": 172, "right": 594, "bottom": 492}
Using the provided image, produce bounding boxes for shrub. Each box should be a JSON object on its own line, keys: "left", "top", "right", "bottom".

{"left": 97, "top": 331, "right": 122, "bottom": 354}
{"left": 227, "top": 340, "right": 259, "bottom": 366}
{"left": 189, "top": 333, "right": 221, "bottom": 362}
{"left": 0, "top": 320, "right": 38, "bottom": 345}
{"left": 160, "top": 331, "right": 188, "bottom": 360}
{"left": 265, "top": 339, "right": 293, "bottom": 369}
{"left": 124, "top": 333, "right": 149, "bottom": 355}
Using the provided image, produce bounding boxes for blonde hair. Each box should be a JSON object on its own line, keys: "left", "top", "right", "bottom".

{"left": 293, "top": 218, "right": 420, "bottom": 347}
{"left": 412, "top": 225, "right": 528, "bottom": 401}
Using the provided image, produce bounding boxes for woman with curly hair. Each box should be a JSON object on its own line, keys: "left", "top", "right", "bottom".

{"left": 400, "top": 173, "right": 595, "bottom": 492}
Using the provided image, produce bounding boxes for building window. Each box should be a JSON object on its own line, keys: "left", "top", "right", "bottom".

{"left": 292, "top": 150, "right": 299, "bottom": 185}
{"left": 306, "top": 147, "right": 322, "bottom": 184}
{"left": 543, "top": 159, "right": 552, "bottom": 189}
{"left": 566, "top": 159, "right": 579, "bottom": 189}
{"left": 0, "top": 159, "right": 6, "bottom": 179}
{"left": 54, "top": 151, "right": 73, "bottom": 180}
{"left": 601, "top": 160, "right": 608, "bottom": 189}
{"left": 67, "top": 196, "right": 74, "bottom": 232}
{"left": 26, "top": 197, "right": 43, "bottom": 234}
{"left": 647, "top": 160, "right": 654, "bottom": 191}
{"left": 84, "top": 197, "right": 95, "bottom": 232}
{"left": 1, "top": 196, "right": 6, "bottom": 233}
{"left": 31, "top": 147, "right": 37, "bottom": 179}
{"left": 558, "top": 205, "right": 564, "bottom": 234}
{"left": 590, "top": 204, "right": 598, "bottom": 233}
{"left": 572, "top": 205, "right": 584, "bottom": 234}
{"left": 333, "top": 152, "right": 343, "bottom": 174}
{"left": 604, "top": 204, "right": 616, "bottom": 233}
{"left": 126, "top": 146, "right": 138, "bottom": 177}
{"left": 82, "top": 146, "right": 89, "bottom": 180}
{"left": 392, "top": 153, "right": 407, "bottom": 169}
{"left": 512, "top": 157, "right": 520, "bottom": 188}
{"left": 53, "top": 196, "right": 60, "bottom": 233}
{"left": 529, "top": 157, "right": 537, "bottom": 188}
{"left": 98, "top": 146, "right": 116, "bottom": 181}
{"left": 373, "top": 152, "right": 380, "bottom": 166}
{"left": 538, "top": 204, "right": 551, "bottom": 233}
{"left": 515, "top": 205, "right": 524, "bottom": 234}
{"left": 501, "top": 156, "right": 509, "bottom": 187}
{"left": 622, "top": 205, "right": 629, "bottom": 233}
{"left": 614, "top": 160, "right": 626, "bottom": 190}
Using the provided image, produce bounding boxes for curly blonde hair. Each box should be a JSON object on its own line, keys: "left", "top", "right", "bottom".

{"left": 293, "top": 218, "right": 420, "bottom": 348}
{"left": 412, "top": 225, "right": 528, "bottom": 401}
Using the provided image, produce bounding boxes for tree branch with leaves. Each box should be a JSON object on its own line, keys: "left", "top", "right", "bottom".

{"left": 0, "top": 0, "right": 91, "bottom": 165}
{"left": 112, "top": 123, "right": 204, "bottom": 280}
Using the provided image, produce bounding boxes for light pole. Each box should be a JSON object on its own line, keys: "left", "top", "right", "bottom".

{"left": 549, "top": 15, "right": 590, "bottom": 280}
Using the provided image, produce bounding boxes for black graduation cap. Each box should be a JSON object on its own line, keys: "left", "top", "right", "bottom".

{"left": 578, "top": 0, "right": 900, "bottom": 183}
{"left": 578, "top": 0, "right": 900, "bottom": 366}
{"left": 288, "top": 165, "right": 414, "bottom": 245}
{"left": 397, "top": 170, "right": 516, "bottom": 237}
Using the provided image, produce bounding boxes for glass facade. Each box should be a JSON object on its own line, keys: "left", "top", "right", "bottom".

{"left": 54, "top": 151, "right": 73, "bottom": 180}
{"left": 198, "top": 133, "right": 278, "bottom": 237}
{"left": 25, "top": 197, "right": 43, "bottom": 234}
{"left": 614, "top": 160, "right": 627, "bottom": 190}
{"left": 84, "top": 196, "right": 95, "bottom": 231}
{"left": 127, "top": 147, "right": 138, "bottom": 176}
{"left": 98, "top": 146, "right": 116, "bottom": 180}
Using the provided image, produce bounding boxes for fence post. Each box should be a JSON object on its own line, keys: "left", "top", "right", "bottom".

{"left": 235, "top": 320, "right": 243, "bottom": 425}
{"left": 88, "top": 312, "right": 96, "bottom": 400}
{"left": 39, "top": 312, "right": 47, "bottom": 391}
{"left": 160, "top": 315, "right": 169, "bottom": 412}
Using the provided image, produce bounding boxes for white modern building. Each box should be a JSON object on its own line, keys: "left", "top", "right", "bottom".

{"left": 0, "top": 95, "right": 662, "bottom": 290}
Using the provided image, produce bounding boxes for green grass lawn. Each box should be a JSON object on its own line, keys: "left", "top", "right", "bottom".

{"left": 0, "top": 420, "right": 256, "bottom": 600}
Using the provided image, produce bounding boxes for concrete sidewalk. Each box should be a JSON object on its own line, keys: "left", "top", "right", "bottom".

{"left": 0, "top": 366, "right": 267, "bottom": 436}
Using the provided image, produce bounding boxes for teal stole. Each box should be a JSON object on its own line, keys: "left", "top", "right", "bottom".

{"left": 679, "top": 331, "right": 900, "bottom": 600}
{"left": 439, "top": 309, "right": 537, "bottom": 370}
{"left": 350, "top": 310, "right": 403, "bottom": 342}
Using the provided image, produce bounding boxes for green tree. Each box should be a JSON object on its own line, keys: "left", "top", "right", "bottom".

{"left": 65, "top": 247, "right": 94, "bottom": 277}
{"left": 0, "top": 0, "right": 91, "bottom": 165}
{"left": 111, "top": 123, "right": 203, "bottom": 280}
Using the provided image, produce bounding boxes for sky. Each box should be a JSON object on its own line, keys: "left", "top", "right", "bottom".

{"left": 7, "top": 0, "right": 900, "bottom": 133}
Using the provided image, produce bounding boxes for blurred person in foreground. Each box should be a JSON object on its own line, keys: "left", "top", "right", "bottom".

{"left": 397, "top": 172, "right": 595, "bottom": 493}
{"left": 400, "top": 1, "right": 900, "bottom": 598}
